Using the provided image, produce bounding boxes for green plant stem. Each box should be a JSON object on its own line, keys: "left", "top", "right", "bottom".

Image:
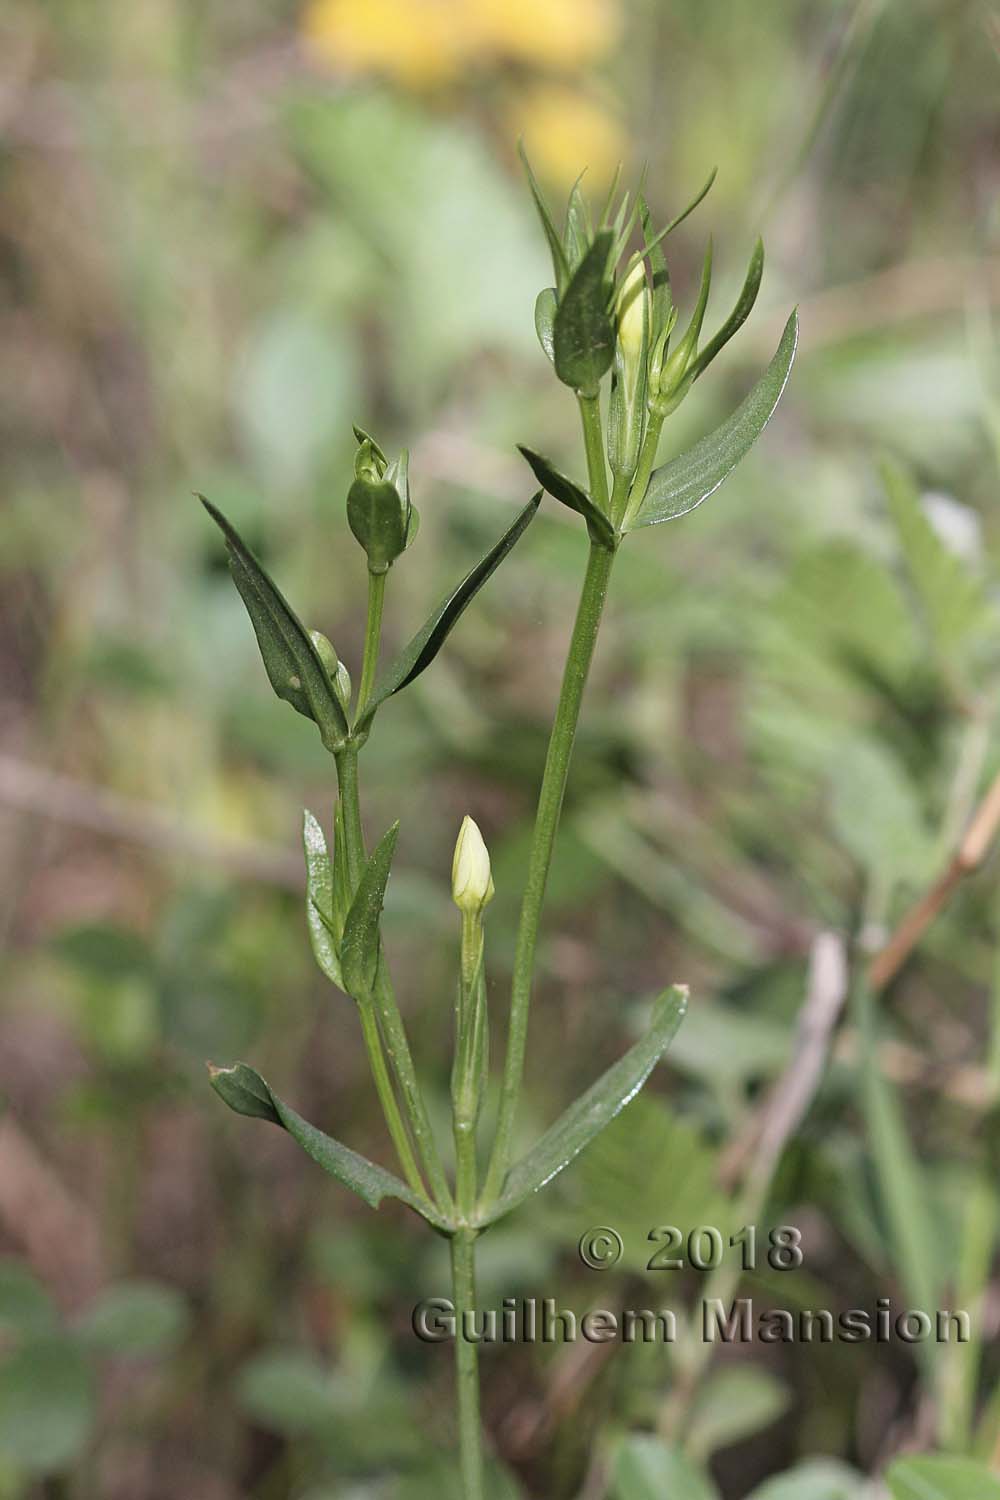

{"left": 620, "top": 411, "right": 665, "bottom": 530}
{"left": 454, "top": 911, "right": 482, "bottom": 1217}
{"left": 577, "top": 392, "right": 610, "bottom": 511}
{"left": 483, "top": 538, "right": 615, "bottom": 1203}
{"left": 450, "top": 1228, "right": 485, "bottom": 1499}
{"left": 335, "top": 742, "right": 455, "bottom": 1215}
{"left": 355, "top": 1001, "right": 426, "bottom": 1199}
{"left": 356, "top": 569, "right": 386, "bottom": 715}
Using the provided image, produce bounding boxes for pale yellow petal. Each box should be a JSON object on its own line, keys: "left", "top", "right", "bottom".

{"left": 469, "top": 0, "right": 619, "bottom": 66}
{"left": 303, "top": 0, "right": 471, "bottom": 86}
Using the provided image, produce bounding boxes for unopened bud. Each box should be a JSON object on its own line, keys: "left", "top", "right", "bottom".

{"left": 617, "top": 261, "right": 649, "bottom": 375}
{"left": 451, "top": 816, "right": 494, "bottom": 913}
{"left": 310, "top": 630, "right": 352, "bottom": 713}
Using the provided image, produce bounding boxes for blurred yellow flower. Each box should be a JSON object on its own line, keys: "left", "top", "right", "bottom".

{"left": 512, "top": 82, "right": 624, "bottom": 186}
{"left": 303, "top": 0, "right": 470, "bottom": 86}
{"left": 303, "top": 0, "right": 619, "bottom": 84}
{"left": 469, "top": 0, "right": 618, "bottom": 66}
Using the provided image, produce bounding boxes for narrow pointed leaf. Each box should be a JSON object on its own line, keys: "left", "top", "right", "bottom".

{"left": 208, "top": 1063, "right": 447, "bottom": 1227}
{"left": 519, "top": 142, "right": 569, "bottom": 294}
{"left": 517, "top": 446, "right": 617, "bottom": 551}
{"left": 303, "top": 810, "right": 342, "bottom": 988}
{"left": 355, "top": 494, "right": 540, "bottom": 730}
{"left": 684, "top": 238, "right": 714, "bottom": 351}
{"left": 690, "top": 237, "right": 765, "bottom": 379}
{"left": 340, "top": 822, "right": 400, "bottom": 1001}
{"left": 534, "top": 287, "right": 557, "bottom": 364}
{"left": 597, "top": 162, "right": 623, "bottom": 232}
{"left": 553, "top": 232, "right": 615, "bottom": 395}
{"left": 479, "top": 985, "right": 688, "bottom": 1224}
{"left": 200, "top": 498, "right": 348, "bottom": 751}
{"left": 631, "top": 310, "right": 798, "bottom": 529}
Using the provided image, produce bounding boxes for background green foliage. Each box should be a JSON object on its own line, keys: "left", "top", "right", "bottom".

{"left": 2, "top": 0, "right": 1000, "bottom": 1495}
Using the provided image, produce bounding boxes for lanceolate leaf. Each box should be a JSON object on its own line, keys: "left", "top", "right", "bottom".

{"left": 517, "top": 446, "right": 617, "bottom": 551}
{"left": 519, "top": 142, "right": 569, "bottom": 295}
{"left": 534, "top": 287, "right": 557, "bottom": 364}
{"left": 479, "top": 985, "right": 688, "bottom": 1225}
{"left": 200, "top": 498, "right": 348, "bottom": 751}
{"left": 208, "top": 1063, "right": 446, "bottom": 1227}
{"left": 631, "top": 310, "right": 798, "bottom": 529}
{"left": 340, "top": 822, "right": 400, "bottom": 1002}
{"left": 303, "top": 810, "right": 342, "bottom": 988}
{"left": 553, "top": 231, "right": 615, "bottom": 395}
{"left": 355, "top": 494, "right": 541, "bottom": 731}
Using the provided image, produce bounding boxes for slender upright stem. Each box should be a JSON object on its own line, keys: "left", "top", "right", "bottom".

{"left": 482, "top": 539, "right": 615, "bottom": 1202}
{"left": 577, "top": 392, "right": 610, "bottom": 511}
{"left": 335, "top": 742, "right": 455, "bottom": 1215}
{"left": 356, "top": 1001, "right": 427, "bottom": 1197}
{"left": 333, "top": 744, "right": 428, "bottom": 1198}
{"left": 357, "top": 569, "right": 386, "bottom": 715}
{"left": 450, "top": 1228, "right": 484, "bottom": 1500}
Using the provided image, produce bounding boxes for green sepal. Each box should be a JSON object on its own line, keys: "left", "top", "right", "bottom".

{"left": 534, "top": 287, "right": 557, "bottom": 364}
{"left": 517, "top": 447, "right": 617, "bottom": 551}
{"left": 353, "top": 425, "right": 388, "bottom": 473}
{"left": 519, "top": 141, "right": 570, "bottom": 296}
{"left": 340, "top": 821, "right": 400, "bottom": 1002}
{"left": 553, "top": 231, "right": 616, "bottom": 396}
{"left": 639, "top": 196, "right": 671, "bottom": 343}
{"left": 451, "top": 947, "right": 489, "bottom": 1129}
{"left": 347, "top": 476, "right": 408, "bottom": 574}
{"left": 689, "top": 236, "right": 764, "bottom": 381}
{"left": 386, "top": 449, "right": 420, "bottom": 552}
{"left": 200, "top": 497, "right": 349, "bottom": 752}
{"left": 633, "top": 166, "right": 717, "bottom": 287}
{"left": 354, "top": 493, "right": 541, "bottom": 732}
{"left": 477, "top": 985, "right": 688, "bottom": 1226}
{"left": 630, "top": 310, "right": 798, "bottom": 529}
{"left": 303, "top": 810, "right": 342, "bottom": 988}
{"left": 608, "top": 273, "right": 650, "bottom": 480}
{"left": 563, "top": 175, "right": 592, "bottom": 270}
{"left": 208, "top": 1062, "right": 448, "bottom": 1228}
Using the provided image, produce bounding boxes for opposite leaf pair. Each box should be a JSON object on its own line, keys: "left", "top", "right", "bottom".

{"left": 209, "top": 985, "right": 688, "bottom": 1233}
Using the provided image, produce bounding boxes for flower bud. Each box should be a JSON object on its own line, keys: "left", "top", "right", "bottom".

{"left": 609, "top": 261, "right": 650, "bottom": 478}
{"left": 617, "top": 261, "right": 649, "bottom": 378}
{"left": 310, "top": 630, "right": 352, "bottom": 714}
{"left": 451, "top": 816, "right": 494, "bottom": 913}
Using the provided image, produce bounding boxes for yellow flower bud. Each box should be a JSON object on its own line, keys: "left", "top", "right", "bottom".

{"left": 451, "top": 815, "right": 495, "bottom": 913}
{"left": 616, "top": 261, "right": 649, "bottom": 376}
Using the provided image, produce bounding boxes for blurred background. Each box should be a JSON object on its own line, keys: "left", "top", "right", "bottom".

{"left": 2, "top": 0, "right": 1000, "bottom": 1495}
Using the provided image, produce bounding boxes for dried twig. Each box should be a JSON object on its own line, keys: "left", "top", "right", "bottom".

{"left": 868, "top": 766, "right": 1000, "bottom": 992}
{"left": 719, "top": 931, "right": 848, "bottom": 1191}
